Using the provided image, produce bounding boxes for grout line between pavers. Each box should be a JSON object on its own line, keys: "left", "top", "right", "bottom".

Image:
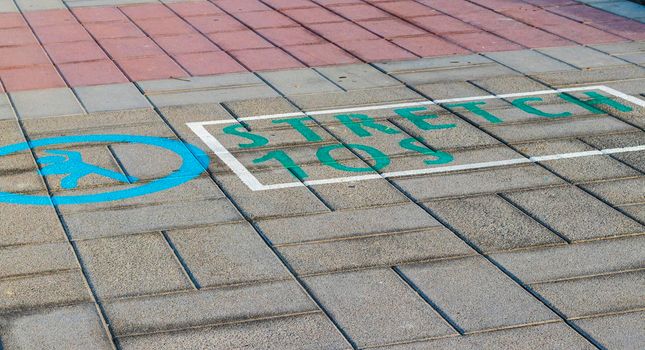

{"left": 0, "top": 78, "right": 120, "bottom": 350}
{"left": 131, "top": 81, "right": 359, "bottom": 350}
{"left": 528, "top": 267, "right": 645, "bottom": 286}
{"left": 160, "top": 230, "right": 201, "bottom": 290}
{"left": 105, "top": 144, "right": 136, "bottom": 184}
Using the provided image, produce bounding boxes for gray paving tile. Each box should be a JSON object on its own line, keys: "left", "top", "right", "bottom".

{"left": 0, "top": 93, "right": 14, "bottom": 120}
{"left": 574, "top": 311, "right": 645, "bottom": 350}
{"left": 533, "top": 270, "right": 645, "bottom": 318}
{"left": 471, "top": 75, "right": 550, "bottom": 95}
{"left": 374, "top": 54, "right": 493, "bottom": 74}
{"left": 0, "top": 0, "right": 18, "bottom": 12}
{"left": 531, "top": 65, "right": 645, "bottom": 87}
{"left": 424, "top": 195, "right": 565, "bottom": 252}
{"left": 621, "top": 203, "right": 645, "bottom": 222}
{"left": 147, "top": 86, "right": 279, "bottom": 108}
{"left": 483, "top": 50, "right": 575, "bottom": 74}
{"left": 537, "top": 46, "right": 627, "bottom": 69}
{"left": 381, "top": 322, "right": 593, "bottom": 349}
{"left": 491, "top": 235, "right": 645, "bottom": 284}
{"left": 400, "top": 256, "right": 558, "bottom": 332}
{"left": 581, "top": 177, "right": 645, "bottom": 205}
{"left": 513, "top": 139, "right": 640, "bottom": 183}
{"left": 278, "top": 227, "right": 475, "bottom": 275}
{"left": 484, "top": 115, "right": 636, "bottom": 143}
{"left": 304, "top": 268, "right": 455, "bottom": 348}
{"left": 581, "top": 132, "right": 645, "bottom": 172}
{"left": 504, "top": 186, "right": 644, "bottom": 241}
{"left": 392, "top": 63, "right": 518, "bottom": 85}
{"left": 257, "top": 203, "right": 442, "bottom": 244}
{"left": 0, "top": 242, "right": 76, "bottom": 279}
{"left": 590, "top": 41, "right": 645, "bottom": 55}
{"left": 137, "top": 74, "right": 265, "bottom": 94}
{"left": 167, "top": 222, "right": 290, "bottom": 287}
{"left": 15, "top": 0, "right": 65, "bottom": 10}
{"left": 0, "top": 303, "right": 113, "bottom": 350}
{"left": 105, "top": 280, "right": 316, "bottom": 336}
{"left": 0, "top": 152, "right": 45, "bottom": 194}
{"left": 310, "top": 179, "right": 409, "bottom": 210}
{"left": 117, "top": 313, "right": 350, "bottom": 350}
{"left": 414, "top": 81, "right": 490, "bottom": 100}
{"left": 0, "top": 200, "right": 67, "bottom": 247}
{"left": 289, "top": 86, "right": 423, "bottom": 110}
{"left": 316, "top": 63, "right": 401, "bottom": 90}
{"left": 10, "top": 88, "right": 85, "bottom": 119}
{"left": 394, "top": 165, "right": 565, "bottom": 201}
{"left": 74, "top": 83, "right": 150, "bottom": 113}
{"left": 221, "top": 97, "right": 299, "bottom": 120}
{"left": 259, "top": 68, "right": 342, "bottom": 95}
{"left": 0, "top": 271, "right": 90, "bottom": 313}
{"left": 75, "top": 232, "right": 192, "bottom": 299}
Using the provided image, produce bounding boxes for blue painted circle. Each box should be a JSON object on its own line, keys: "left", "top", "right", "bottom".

{"left": 0, "top": 134, "right": 209, "bottom": 206}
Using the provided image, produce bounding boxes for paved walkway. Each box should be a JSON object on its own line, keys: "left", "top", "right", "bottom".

{"left": 0, "top": 0, "right": 644, "bottom": 349}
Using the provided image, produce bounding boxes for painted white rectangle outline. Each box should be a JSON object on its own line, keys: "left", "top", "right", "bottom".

{"left": 187, "top": 85, "right": 645, "bottom": 191}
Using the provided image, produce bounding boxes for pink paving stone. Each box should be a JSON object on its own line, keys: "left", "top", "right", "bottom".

{"left": 316, "top": 0, "right": 362, "bottom": 4}
{"left": 84, "top": 21, "right": 145, "bottom": 39}
{"left": 418, "top": 0, "right": 487, "bottom": 16}
{"left": 262, "top": 0, "right": 317, "bottom": 10}
{"left": 185, "top": 15, "right": 247, "bottom": 33}
{"left": 467, "top": 0, "right": 533, "bottom": 12}
{"left": 593, "top": 20, "right": 645, "bottom": 41}
{"left": 308, "top": 22, "right": 379, "bottom": 42}
{"left": 284, "top": 42, "right": 359, "bottom": 66}
{"left": 72, "top": 7, "right": 127, "bottom": 23}
{"left": 24, "top": 9, "right": 77, "bottom": 27}
{"left": 155, "top": 33, "right": 220, "bottom": 54}
{"left": 357, "top": 18, "right": 426, "bottom": 38}
{"left": 117, "top": 55, "right": 187, "bottom": 80}
{"left": 392, "top": 35, "right": 470, "bottom": 57}
{"left": 229, "top": 47, "right": 304, "bottom": 70}
{"left": 373, "top": 1, "right": 439, "bottom": 18}
{"left": 134, "top": 17, "right": 196, "bottom": 36}
{"left": 167, "top": 1, "right": 223, "bottom": 17}
{"left": 45, "top": 41, "right": 109, "bottom": 64}
{"left": 522, "top": 0, "right": 578, "bottom": 7}
{"left": 328, "top": 4, "right": 390, "bottom": 21}
{"left": 213, "top": 0, "right": 272, "bottom": 13}
{"left": 490, "top": 24, "right": 573, "bottom": 48}
{"left": 258, "top": 27, "right": 325, "bottom": 46}
{"left": 0, "top": 27, "right": 38, "bottom": 47}
{"left": 444, "top": 31, "right": 523, "bottom": 52}
{"left": 120, "top": 3, "right": 175, "bottom": 20}
{"left": 99, "top": 37, "right": 164, "bottom": 59}
{"left": 0, "top": 65, "right": 66, "bottom": 91}
{"left": 338, "top": 38, "right": 417, "bottom": 61}
{"left": 233, "top": 10, "right": 298, "bottom": 29}
{"left": 548, "top": 4, "right": 623, "bottom": 24}
{"left": 208, "top": 30, "right": 274, "bottom": 50}
{"left": 0, "top": 13, "right": 26, "bottom": 29}
{"left": 0, "top": 45, "right": 51, "bottom": 69}
{"left": 549, "top": 24, "right": 626, "bottom": 44}
{"left": 282, "top": 7, "right": 344, "bottom": 24}
{"left": 411, "top": 15, "right": 479, "bottom": 34}
{"left": 32, "top": 24, "right": 93, "bottom": 44}
{"left": 58, "top": 60, "right": 128, "bottom": 86}
{"left": 174, "top": 51, "right": 247, "bottom": 75}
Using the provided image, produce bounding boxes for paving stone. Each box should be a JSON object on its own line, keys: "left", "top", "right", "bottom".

{"left": 394, "top": 164, "right": 565, "bottom": 201}
{"left": 532, "top": 270, "right": 645, "bottom": 318}
{"left": 483, "top": 49, "right": 575, "bottom": 74}
{"left": 574, "top": 311, "right": 645, "bottom": 350}
{"left": 166, "top": 222, "right": 290, "bottom": 287}
{"left": 259, "top": 68, "right": 342, "bottom": 95}
{"left": 0, "top": 242, "right": 77, "bottom": 279}
{"left": 503, "top": 186, "right": 643, "bottom": 241}
{"left": 581, "top": 177, "right": 645, "bottom": 205}
{"left": 537, "top": 46, "right": 628, "bottom": 69}
{"left": 117, "top": 313, "right": 350, "bottom": 350}
{"left": 316, "top": 63, "right": 401, "bottom": 90}
{"left": 470, "top": 75, "right": 550, "bottom": 95}
{"left": 531, "top": 65, "right": 645, "bottom": 87}
{"left": 10, "top": 88, "right": 85, "bottom": 119}
{"left": 392, "top": 63, "right": 518, "bottom": 86}
{"left": 304, "top": 268, "right": 455, "bottom": 348}
{"left": 0, "top": 270, "right": 90, "bottom": 313}
{"left": 0, "top": 200, "right": 67, "bottom": 247}
{"left": 0, "top": 151, "right": 45, "bottom": 194}
{"left": 138, "top": 73, "right": 266, "bottom": 94}
{"left": 221, "top": 97, "right": 299, "bottom": 120}
{"left": 484, "top": 115, "right": 636, "bottom": 143}
{"left": 0, "top": 303, "right": 113, "bottom": 350}
{"left": 590, "top": 41, "right": 645, "bottom": 55}
{"left": 425, "top": 195, "right": 564, "bottom": 252}
{"left": 374, "top": 54, "right": 493, "bottom": 74}
{"left": 75, "top": 232, "right": 192, "bottom": 299}
{"left": 289, "top": 86, "right": 424, "bottom": 110}
{"left": 257, "top": 203, "right": 442, "bottom": 244}
{"left": 147, "top": 85, "right": 279, "bottom": 108}
{"left": 14, "top": 0, "right": 65, "bottom": 11}
{"left": 581, "top": 132, "right": 645, "bottom": 172}
{"left": 414, "top": 81, "right": 490, "bottom": 100}
{"left": 619, "top": 203, "right": 645, "bottom": 222}
{"left": 309, "top": 179, "right": 409, "bottom": 210}
{"left": 513, "top": 139, "right": 640, "bottom": 183}
{"left": 74, "top": 83, "right": 150, "bottom": 112}
{"left": 105, "top": 280, "right": 316, "bottom": 336}
{"left": 400, "top": 256, "right": 557, "bottom": 332}
{"left": 0, "top": 0, "right": 18, "bottom": 12}
{"left": 278, "top": 227, "right": 474, "bottom": 275}
{"left": 491, "top": 235, "right": 645, "bottom": 284}
{"left": 381, "top": 322, "right": 593, "bottom": 349}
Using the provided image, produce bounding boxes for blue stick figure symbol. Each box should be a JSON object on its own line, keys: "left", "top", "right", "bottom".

{"left": 0, "top": 134, "right": 210, "bottom": 206}
{"left": 38, "top": 149, "right": 139, "bottom": 189}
